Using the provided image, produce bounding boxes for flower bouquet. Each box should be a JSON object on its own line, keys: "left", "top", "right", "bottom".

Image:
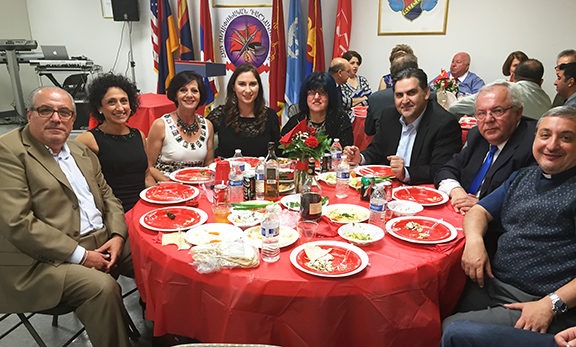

{"left": 432, "top": 69, "right": 459, "bottom": 94}
{"left": 279, "top": 120, "right": 332, "bottom": 192}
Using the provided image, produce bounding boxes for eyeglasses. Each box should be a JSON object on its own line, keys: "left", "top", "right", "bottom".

{"left": 475, "top": 106, "right": 513, "bottom": 120}
{"left": 32, "top": 106, "right": 75, "bottom": 119}
{"left": 307, "top": 89, "right": 328, "bottom": 97}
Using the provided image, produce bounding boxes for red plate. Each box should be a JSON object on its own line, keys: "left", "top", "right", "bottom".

{"left": 141, "top": 183, "right": 198, "bottom": 204}
{"left": 356, "top": 165, "right": 395, "bottom": 178}
{"left": 295, "top": 245, "right": 362, "bottom": 275}
{"left": 392, "top": 187, "right": 447, "bottom": 206}
{"left": 140, "top": 207, "right": 208, "bottom": 232}
{"left": 170, "top": 167, "right": 214, "bottom": 184}
{"left": 387, "top": 217, "right": 453, "bottom": 242}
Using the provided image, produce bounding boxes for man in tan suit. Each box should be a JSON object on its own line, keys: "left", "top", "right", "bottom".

{"left": 0, "top": 87, "right": 133, "bottom": 346}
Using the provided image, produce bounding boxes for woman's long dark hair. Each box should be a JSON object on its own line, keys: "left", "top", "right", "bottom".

{"left": 224, "top": 63, "right": 267, "bottom": 134}
{"left": 297, "top": 71, "right": 340, "bottom": 118}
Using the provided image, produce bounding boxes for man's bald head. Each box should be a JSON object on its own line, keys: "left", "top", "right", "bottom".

{"left": 329, "top": 58, "right": 352, "bottom": 86}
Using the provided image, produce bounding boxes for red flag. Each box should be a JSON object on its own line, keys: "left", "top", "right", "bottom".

{"left": 306, "top": 0, "right": 325, "bottom": 75}
{"left": 332, "top": 0, "right": 351, "bottom": 59}
{"left": 270, "top": 0, "right": 287, "bottom": 118}
{"left": 200, "top": 0, "right": 218, "bottom": 116}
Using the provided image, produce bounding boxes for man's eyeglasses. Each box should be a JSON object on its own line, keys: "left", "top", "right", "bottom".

{"left": 32, "top": 106, "right": 75, "bottom": 119}
{"left": 307, "top": 89, "right": 328, "bottom": 97}
{"left": 475, "top": 106, "right": 513, "bottom": 120}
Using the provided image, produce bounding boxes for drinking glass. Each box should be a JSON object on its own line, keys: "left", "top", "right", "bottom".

{"left": 297, "top": 220, "right": 318, "bottom": 244}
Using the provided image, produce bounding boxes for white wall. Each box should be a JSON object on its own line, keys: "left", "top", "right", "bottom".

{"left": 2, "top": 0, "right": 575, "bottom": 114}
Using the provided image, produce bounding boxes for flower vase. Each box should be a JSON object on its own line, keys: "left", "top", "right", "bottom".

{"left": 294, "top": 159, "right": 309, "bottom": 193}
{"left": 437, "top": 88, "right": 448, "bottom": 109}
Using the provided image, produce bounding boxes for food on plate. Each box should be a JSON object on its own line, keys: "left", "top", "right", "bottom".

{"left": 404, "top": 221, "right": 429, "bottom": 239}
{"left": 278, "top": 158, "right": 292, "bottom": 165}
{"left": 324, "top": 172, "right": 336, "bottom": 183}
{"left": 304, "top": 244, "right": 334, "bottom": 272}
{"left": 279, "top": 169, "right": 294, "bottom": 180}
{"left": 349, "top": 177, "right": 361, "bottom": 189}
{"left": 343, "top": 231, "right": 372, "bottom": 241}
{"left": 177, "top": 169, "right": 212, "bottom": 181}
{"left": 285, "top": 196, "right": 328, "bottom": 210}
{"left": 166, "top": 211, "right": 176, "bottom": 220}
{"left": 326, "top": 208, "right": 368, "bottom": 223}
{"left": 279, "top": 183, "right": 294, "bottom": 192}
{"left": 229, "top": 210, "right": 264, "bottom": 226}
{"left": 244, "top": 226, "right": 297, "bottom": 248}
{"left": 230, "top": 201, "right": 273, "bottom": 211}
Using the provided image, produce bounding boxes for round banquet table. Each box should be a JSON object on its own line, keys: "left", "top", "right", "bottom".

{"left": 129, "top": 181, "right": 466, "bottom": 347}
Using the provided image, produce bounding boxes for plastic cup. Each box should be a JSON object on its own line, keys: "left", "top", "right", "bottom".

{"left": 297, "top": 220, "right": 318, "bottom": 244}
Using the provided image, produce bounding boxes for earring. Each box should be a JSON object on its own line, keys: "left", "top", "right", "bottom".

{"left": 231, "top": 93, "right": 238, "bottom": 105}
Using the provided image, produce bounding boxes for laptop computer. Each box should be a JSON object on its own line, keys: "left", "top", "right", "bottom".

{"left": 41, "top": 45, "right": 69, "bottom": 60}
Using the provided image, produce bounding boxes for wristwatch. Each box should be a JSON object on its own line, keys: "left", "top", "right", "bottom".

{"left": 549, "top": 292, "right": 568, "bottom": 315}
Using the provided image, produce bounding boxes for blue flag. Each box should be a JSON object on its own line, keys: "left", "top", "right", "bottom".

{"left": 285, "top": 0, "right": 305, "bottom": 109}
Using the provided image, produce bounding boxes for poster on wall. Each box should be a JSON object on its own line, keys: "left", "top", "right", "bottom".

{"left": 213, "top": 0, "right": 272, "bottom": 7}
{"left": 214, "top": 7, "right": 272, "bottom": 101}
{"left": 378, "top": 0, "right": 449, "bottom": 35}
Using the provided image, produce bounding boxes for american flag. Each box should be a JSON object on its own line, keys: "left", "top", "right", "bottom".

{"left": 151, "top": 0, "right": 160, "bottom": 72}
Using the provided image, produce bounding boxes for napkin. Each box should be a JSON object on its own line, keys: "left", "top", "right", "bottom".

{"left": 162, "top": 232, "right": 192, "bottom": 250}
{"left": 316, "top": 216, "right": 341, "bottom": 237}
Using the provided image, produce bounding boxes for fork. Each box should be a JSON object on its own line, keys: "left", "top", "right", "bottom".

{"left": 423, "top": 218, "right": 443, "bottom": 236}
{"left": 336, "top": 249, "right": 352, "bottom": 270}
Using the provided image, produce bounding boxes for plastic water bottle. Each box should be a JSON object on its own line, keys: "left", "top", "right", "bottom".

{"left": 228, "top": 161, "right": 243, "bottom": 203}
{"left": 255, "top": 156, "right": 266, "bottom": 200}
{"left": 330, "top": 138, "right": 342, "bottom": 171}
{"left": 335, "top": 155, "right": 350, "bottom": 198}
{"left": 369, "top": 183, "right": 386, "bottom": 228}
{"left": 232, "top": 148, "right": 245, "bottom": 172}
{"left": 261, "top": 205, "right": 280, "bottom": 262}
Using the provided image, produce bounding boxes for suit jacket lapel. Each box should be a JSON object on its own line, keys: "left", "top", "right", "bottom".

{"left": 411, "top": 101, "right": 432, "bottom": 160}
{"left": 387, "top": 110, "right": 402, "bottom": 159}
{"left": 22, "top": 126, "right": 74, "bottom": 193}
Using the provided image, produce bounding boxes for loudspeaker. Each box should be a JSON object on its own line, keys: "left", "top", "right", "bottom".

{"left": 112, "top": 0, "right": 140, "bottom": 22}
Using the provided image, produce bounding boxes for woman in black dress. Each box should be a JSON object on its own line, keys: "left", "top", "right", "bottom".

{"left": 207, "top": 63, "right": 280, "bottom": 158}
{"left": 282, "top": 71, "right": 353, "bottom": 147}
{"left": 76, "top": 73, "right": 154, "bottom": 211}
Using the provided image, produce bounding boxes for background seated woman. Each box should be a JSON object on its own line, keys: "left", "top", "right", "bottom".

{"left": 282, "top": 71, "right": 353, "bottom": 147}
{"left": 147, "top": 71, "right": 214, "bottom": 182}
{"left": 207, "top": 63, "right": 280, "bottom": 158}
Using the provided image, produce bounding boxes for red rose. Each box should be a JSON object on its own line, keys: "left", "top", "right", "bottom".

{"left": 305, "top": 136, "right": 319, "bottom": 148}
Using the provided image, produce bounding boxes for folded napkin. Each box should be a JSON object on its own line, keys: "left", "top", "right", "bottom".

{"left": 316, "top": 215, "right": 341, "bottom": 237}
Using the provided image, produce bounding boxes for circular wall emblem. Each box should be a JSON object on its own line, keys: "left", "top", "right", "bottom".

{"left": 224, "top": 15, "right": 270, "bottom": 68}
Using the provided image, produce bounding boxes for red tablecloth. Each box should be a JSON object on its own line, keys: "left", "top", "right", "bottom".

{"left": 129, "top": 182, "right": 466, "bottom": 347}
{"left": 89, "top": 93, "right": 177, "bottom": 135}
{"left": 352, "top": 116, "right": 373, "bottom": 151}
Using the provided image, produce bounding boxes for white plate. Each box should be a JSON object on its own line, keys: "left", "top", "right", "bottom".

{"left": 279, "top": 183, "right": 295, "bottom": 194}
{"left": 242, "top": 226, "right": 299, "bottom": 248}
{"left": 392, "top": 186, "right": 449, "bottom": 207}
{"left": 184, "top": 223, "right": 244, "bottom": 245}
{"left": 290, "top": 241, "right": 369, "bottom": 278}
{"left": 280, "top": 194, "right": 329, "bottom": 211}
{"left": 323, "top": 204, "right": 370, "bottom": 224}
{"left": 318, "top": 172, "right": 336, "bottom": 186}
{"left": 348, "top": 177, "right": 361, "bottom": 190}
{"left": 227, "top": 210, "right": 265, "bottom": 229}
{"left": 139, "top": 207, "right": 208, "bottom": 232}
{"left": 385, "top": 216, "right": 457, "bottom": 244}
{"left": 338, "top": 223, "right": 385, "bottom": 246}
{"left": 139, "top": 183, "right": 199, "bottom": 204}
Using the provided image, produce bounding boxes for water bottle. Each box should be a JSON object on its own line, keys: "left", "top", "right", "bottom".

{"left": 255, "top": 156, "right": 266, "bottom": 200}
{"left": 261, "top": 204, "right": 280, "bottom": 262}
{"left": 330, "top": 138, "right": 342, "bottom": 171}
{"left": 232, "top": 148, "right": 245, "bottom": 172}
{"left": 369, "top": 183, "right": 386, "bottom": 228}
{"left": 228, "top": 161, "right": 243, "bottom": 203}
{"left": 335, "top": 155, "right": 350, "bottom": 198}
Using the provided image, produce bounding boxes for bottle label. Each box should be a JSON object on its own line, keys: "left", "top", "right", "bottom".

{"left": 331, "top": 152, "right": 341, "bottom": 160}
{"left": 309, "top": 202, "right": 322, "bottom": 215}
{"left": 337, "top": 172, "right": 350, "bottom": 179}
{"left": 261, "top": 226, "right": 280, "bottom": 237}
{"left": 229, "top": 180, "right": 242, "bottom": 187}
{"left": 255, "top": 173, "right": 265, "bottom": 181}
{"left": 369, "top": 203, "right": 384, "bottom": 212}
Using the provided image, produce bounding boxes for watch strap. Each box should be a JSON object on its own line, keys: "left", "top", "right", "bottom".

{"left": 549, "top": 292, "right": 568, "bottom": 315}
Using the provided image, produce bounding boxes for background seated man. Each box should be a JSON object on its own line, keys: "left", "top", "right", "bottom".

{"left": 442, "top": 106, "right": 576, "bottom": 335}
{"left": 449, "top": 59, "right": 552, "bottom": 120}
{"left": 344, "top": 68, "right": 462, "bottom": 185}
{"left": 555, "top": 62, "right": 576, "bottom": 108}
{"left": 430, "top": 52, "right": 485, "bottom": 96}
{"left": 435, "top": 81, "right": 537, "bottom": 215}
{"left": 0, "top": 87, "right": 133, "bottom": 347}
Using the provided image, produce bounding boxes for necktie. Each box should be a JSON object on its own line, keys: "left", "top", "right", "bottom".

{"left": 467, "top": 145, "right": 498, "bottom": 194}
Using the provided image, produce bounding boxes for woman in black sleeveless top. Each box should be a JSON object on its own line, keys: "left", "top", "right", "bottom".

{"left": 76, "top": 73, "right": 154, "bottom": 211}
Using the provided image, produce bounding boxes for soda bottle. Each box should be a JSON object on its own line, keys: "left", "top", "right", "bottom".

{"left": 261, "top": 204, "right": 280, "bottom": 262}
{"left": 228, "top": 161, "right": 243, "bottom": 203}
{"left": 330, "top": 138, "right": 342, "bottom": 171}
{"left": 255, "top": 156, "right": 266, "bottom": 200}
{"left": 369, "top": 183, "right": 386, "bottom": 228}
{"left": 335, "top": 155, "right": 350, "bottom": 198}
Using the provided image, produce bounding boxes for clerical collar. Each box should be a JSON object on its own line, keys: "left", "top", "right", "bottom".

{"left": 540, "top": 165, "right": 576, "bottom": 182}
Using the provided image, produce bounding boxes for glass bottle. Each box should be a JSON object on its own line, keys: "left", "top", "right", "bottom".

{"left": 300, "top": 159, "right": 323, "bottom": 221}
{"left": 264, "top": 142, "right": 279, "bottom": 200}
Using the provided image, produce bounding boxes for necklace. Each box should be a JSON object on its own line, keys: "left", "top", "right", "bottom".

{"left": 176, "top": 113, "right": 199, "bottom": 135}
